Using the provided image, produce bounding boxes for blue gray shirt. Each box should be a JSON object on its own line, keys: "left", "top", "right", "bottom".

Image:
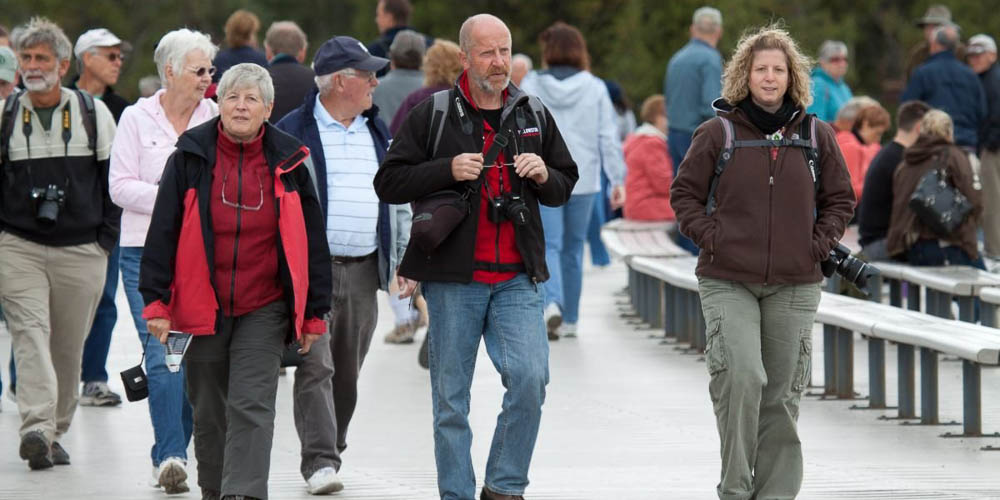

{"left": 664, "top": 39, "right": 723, "bottom": 134}
{"left": 901, "top": 51, "right": 987, "bottom": 148}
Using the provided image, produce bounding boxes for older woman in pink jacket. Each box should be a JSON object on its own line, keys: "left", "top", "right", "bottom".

{"left": 108, "top": 28, "right": 218, "bottom": 495}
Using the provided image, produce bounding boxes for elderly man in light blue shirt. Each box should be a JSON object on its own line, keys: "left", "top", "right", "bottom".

{"left": 275, "top": 35, "right": 410, "bottom": 495}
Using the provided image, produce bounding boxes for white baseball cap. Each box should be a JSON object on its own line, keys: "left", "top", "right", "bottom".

{"left": 968, "top": 34, "right": 997, "bottom": 55}
{"left": 74, "top": 28, "right": 124, "bottom": 58}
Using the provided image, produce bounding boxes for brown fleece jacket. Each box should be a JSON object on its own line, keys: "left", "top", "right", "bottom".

{"left": 669, "top": 100, "right": 856, "bottom": 284}
{"left": 886, "top": 136, "right": 982, "bottom": 260}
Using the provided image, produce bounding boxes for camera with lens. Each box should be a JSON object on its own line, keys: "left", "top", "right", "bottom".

{"left": 30, "top": 184, "right": 66, "bottom": 225}
{"left": 821, "top": 243, "right": 880, "bottom": 296}
{"left": 486, "top": 192, "right": 530, "bottom": 226}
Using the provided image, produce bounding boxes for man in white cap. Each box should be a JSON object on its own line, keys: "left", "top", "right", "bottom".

{"left": 968, "top": 34, "right": 1000, "bottom": 260}
{"left": 72, "top": 28, "right": 129, "bottom": 122}
{"left": 0, "top": 46, "right": 16, "bottom": 99}
{"left": 70, "top": 28, "right": 130, "bottom": 410}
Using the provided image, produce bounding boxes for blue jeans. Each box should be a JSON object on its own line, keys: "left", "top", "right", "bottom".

{"left": 586, "top": 173, "right": 612, "bottom": 266}
{"left": 80, "top": 244, "right": 120, "bottom": 383}
{"left": 540, "top": 193, "right": 595, "bottom": 324}
{"left": 120, "top": 247, "right": 193, "bottom": 466}
{"left": 906, "top": 239, "right": 986, "bottom": 269}
{"left": 667, "top": 128, "right": 699, "bottom": 255}
{"left": 423, "top": 274, "right": 549, "bottom": 499}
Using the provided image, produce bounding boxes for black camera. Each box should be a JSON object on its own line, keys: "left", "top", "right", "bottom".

{"left": 30, "top": 184, "right": 66, "bottom": 225}
{"left": 821, "top": 243, "right": 880, "bottom": 296}
{"left": 486, "top": 193, "right": 529, "bottom": 226}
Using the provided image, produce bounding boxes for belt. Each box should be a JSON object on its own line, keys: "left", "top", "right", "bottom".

{"left": 332, "top": 252, "right": 377, "bottom": 264}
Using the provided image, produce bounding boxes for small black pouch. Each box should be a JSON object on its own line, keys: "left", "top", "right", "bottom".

{"left": 120, "top": 331, "right": 151, "bottom": 402}
{"left": 281, "top": 341, "right": 304, "bottom": 367}
{"left": 410, "top": 189, "right": 471, "bottom": 253}
{"left": 120, "top": 364, "right": 149, "bottom": 402}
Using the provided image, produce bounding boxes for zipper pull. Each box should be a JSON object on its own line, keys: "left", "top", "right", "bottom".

{"left": 769, "top": 176, "right": 774, "bottom": 186}
{"left": 770, "top": 147, "right": 778, "bottom": 161}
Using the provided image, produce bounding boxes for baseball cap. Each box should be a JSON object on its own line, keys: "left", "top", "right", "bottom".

{"left": 312, "top": 36, "right": 389, "bottom": 76}
{"left": 0, "top": 46, "right": 17, "bottom": 83}
{"left": 968, "top": 34, "right": 998, "bottom": 55}
{"left": 74, "top": 28, "right": 124, "bottom": 58}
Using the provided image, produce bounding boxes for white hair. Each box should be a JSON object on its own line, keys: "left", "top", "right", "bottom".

{"left": 217, "top": 63, "right": 274, "bottom": 107}
{"left": 314, "top": 72, "right": 335, "bottom": 97}
{"left": 12, "top": 16, "right": 72, "bottom": 62}
{"left": 818, "top": 40, "right": 848, "bottom": 62}
{"left": 512, "top": 53, "right": 533, "bottom": 70}
{"left": 153, "top": 28, "right": 218, "bottom": 84}
{"left": 692, "top": 7, "right": 723, "bottom": 34}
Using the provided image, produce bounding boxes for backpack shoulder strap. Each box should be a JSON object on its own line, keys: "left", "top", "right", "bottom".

{"left": 526, "top": 95, "right": 546, "bottom": 143}
{"left": 1, "top": 90, "right": 24, "bottom": 164}
{"left": 706, "top": 117, "right": 735, "bottom": 215}
{"left": 74, "top": 89, "right": 98, "bottom": 154}
{"left": 428, "top": 89, "right": 451, "bottom": 157}
{"left": 799, "top": 114, "right": 820, "bottom": 193}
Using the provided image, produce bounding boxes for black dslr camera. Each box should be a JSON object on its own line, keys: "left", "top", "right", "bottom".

{"left": 30, "top": 184, "right": 66, "bottom": 225}
{"left": 487, "top": 193, "right": 530, "bottom": 226}
{"left": 821, "top": 243, "right": 880, "bottom": 296}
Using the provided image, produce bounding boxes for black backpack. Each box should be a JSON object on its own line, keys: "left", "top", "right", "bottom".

{"left": 425, "top": 88, "right": 546, "bottom": 157}
{"left": 705, "top": 114, "right": 820, "bottom": 215}
{"left": 1, "top": 89, "right": 98, "bottom": 164}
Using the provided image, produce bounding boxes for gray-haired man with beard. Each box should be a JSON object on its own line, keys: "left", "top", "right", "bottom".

{"left": 0, "top": 17, "right": 119, "bottom": 470}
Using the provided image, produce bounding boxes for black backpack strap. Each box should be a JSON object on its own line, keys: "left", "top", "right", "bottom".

{"left": 1, "top": 89, "right": 24, "bottom": 164}
{"left": 706, "top": 117, "right": 735, "bottom": 215}
{"left": 74, "top": 89, "right": 97, "bottom": 154}
{"left": 526, "top": 95, "right": 546, "bottom": 144}
{"left": 800, "top": 114, "right": 820, "bottom": 193}
{"left": 427, "top": 89, "right": 451, "bottom": 157}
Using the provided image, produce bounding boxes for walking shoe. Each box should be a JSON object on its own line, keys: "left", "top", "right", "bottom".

{"left": 307, "top": 466, "right": 344, "bottom": 494}
{"left": 544, "top": 302, "right": 562, "bottom": 334}
{"left": 80, "top": 381, "right": 122, "bottom": 407}
{"left": 558, "top": 322, "right": 578, "bottom": 338}
{"left": 201, "top": 489, "right": 221, "bottom": 500}
{"left": 481, "top": 486, "right": 524, "bottom": 500}
{"left": 51, "top": 441, "right": 70, "bottom": 465}
{"left": 383, "top": 320, "right": 417, "bottom": 344}
{"left": 19, "top": 430, "right": 53, "bottom": 470}
{"left": 157, "top": 457, "right": 190, "bottom": 494}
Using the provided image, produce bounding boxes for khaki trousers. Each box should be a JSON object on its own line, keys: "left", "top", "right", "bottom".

{"left": 697, "top": 277, "right": 821, "bottom": 500}
{"left": 980, "top": 149, "right": 1000, "bottom": 258}
{"left": 0, "top": 232, "right": 106, "bottom": 442}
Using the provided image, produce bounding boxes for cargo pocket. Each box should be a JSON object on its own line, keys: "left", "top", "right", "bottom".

{"left": 791, "top": 328, "right": 812, "bottom": 393}
{"left": 704, "top": 310, "right": 728, "bottom": 376}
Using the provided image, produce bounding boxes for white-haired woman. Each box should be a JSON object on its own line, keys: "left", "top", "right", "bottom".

{"left": 807, "top": 40, "right": 852, "bottom": 122}
{"left": 140, "top": 63, "right": 332, "bottom": 500}
{"left": 670, "top": 26, "right": 855, "bottom": 499}
{"left": 108, "top": 27, "right": 218, "bottom": 495}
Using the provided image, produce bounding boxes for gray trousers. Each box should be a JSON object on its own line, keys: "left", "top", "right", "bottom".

{"left": 293, "top": 253, "right": 379, "bottom": 478}
{"left": 186, "top": 300, "right": 288, "bottom": 500}
{"left": 698, "top": 277, "right": 821, "bottom": 500}
{"left": 981, "top": 149, "right": 1000, "bottom": 258}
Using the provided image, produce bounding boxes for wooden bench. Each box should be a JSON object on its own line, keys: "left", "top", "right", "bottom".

{"left": 629, "top": 256, "right": 1000, "bottom": 440}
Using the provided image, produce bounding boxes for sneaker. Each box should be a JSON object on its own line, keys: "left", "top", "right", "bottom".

{"left": 383, "top": 321, "right": 417, "bottom": 344}
{"left": 559, "top": 322, "right": 577, "bottom": 338}
{"left": 158, "top": 457, "right": 190, "bottom": 494}
{"left": 80, "top": 381, "right": 122, "bottom": 407}
{"left": 51, "top": 441, "right": 70, "bottom": 465}
{"left": 19, "top": 430, "right": 53, "bottom": 470}
{"left": 306, "top": 466, "right": 344, "bottom": 494}
{"left": 544, "top": 303, "right": 562, "bottom": 333}
{"left": 201, "top": 489, "right": 221, "bottom": 500}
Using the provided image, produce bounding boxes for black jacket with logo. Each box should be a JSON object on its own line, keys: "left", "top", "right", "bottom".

{"left": 374, "top": 81, "right": 578, "bottom": 284}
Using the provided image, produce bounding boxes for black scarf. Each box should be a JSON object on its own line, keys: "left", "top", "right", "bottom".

{"left": 737, "top": 95, "right": 798, "bottom": 135}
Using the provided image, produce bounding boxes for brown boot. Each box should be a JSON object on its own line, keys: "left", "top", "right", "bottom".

{"left": 480, "top": 486, "right": 525, "bottom": 500}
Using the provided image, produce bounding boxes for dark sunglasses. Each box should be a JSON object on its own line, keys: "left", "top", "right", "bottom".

{"left": 187, "top": 66, "right": 217, "bottom": 78}
{"left": 827, "top": 56, "right": 848, "bottom": 63}
{"left": 103, "top": 52, "right": 125, "bottom": 63}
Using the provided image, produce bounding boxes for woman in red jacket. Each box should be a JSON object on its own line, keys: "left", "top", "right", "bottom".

{"left": 623, "top": 94, "right": 675, "bottom": 221}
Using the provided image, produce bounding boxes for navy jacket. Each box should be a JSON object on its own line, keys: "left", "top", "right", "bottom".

{"left": 979, "top": 63, "right": 1000, "bottom": 153}
{"left": 213, "top": 46, "right": 269, "bottom": 83}
{"left": 901, "top": 51, "right": 987, "bottom": 148}
{"left": 275, "top": 89, "right": 394, "bottom": 288}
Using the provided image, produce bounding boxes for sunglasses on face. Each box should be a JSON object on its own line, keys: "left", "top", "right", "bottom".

{"left": 827, "top": 56, "right": 848, "bottom": 63}
{"left": 102, "top": 52, "right": 125, "bottom": 63}
{"left": 187, "top": 66, "right": 217, "bottom": 78}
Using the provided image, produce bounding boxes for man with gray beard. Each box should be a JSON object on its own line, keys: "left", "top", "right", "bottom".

{"left": 0, "top": 17, "right": 119, "bottom": 470}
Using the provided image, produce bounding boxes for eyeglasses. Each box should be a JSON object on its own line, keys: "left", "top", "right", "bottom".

{"left": 187, "top": 66, "right": 217, "bottom": 78}
{"left": 103, "top": 52, "right": 125, "bottom": 63}
{"left": 344, "top": 69, "right": 376, "bottom": 83}
{"left": 827, "top": 56, "right": 848, "bottom": 63}
{"left": 221, "top": 168, "right": 264, "bottom": 211}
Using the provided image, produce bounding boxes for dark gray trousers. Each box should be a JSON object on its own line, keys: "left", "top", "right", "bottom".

{"left": 293, "top": 254, "right": 379, "bottom": 478}
{"left": 186, "top": 300, "right": 288, "bottom": 500}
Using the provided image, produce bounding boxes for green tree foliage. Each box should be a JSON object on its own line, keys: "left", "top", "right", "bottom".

{"left": 3, "top": 0, "right": 1000, "bottom": 115}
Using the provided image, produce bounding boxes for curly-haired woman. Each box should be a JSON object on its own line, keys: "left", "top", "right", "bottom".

{"left": 670, "top": 25, "right": 855, "bottom": 499}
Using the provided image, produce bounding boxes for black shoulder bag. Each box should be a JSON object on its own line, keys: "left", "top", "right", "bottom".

{"left": 908, "top": 153, "right": 973, "bottom": 238}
